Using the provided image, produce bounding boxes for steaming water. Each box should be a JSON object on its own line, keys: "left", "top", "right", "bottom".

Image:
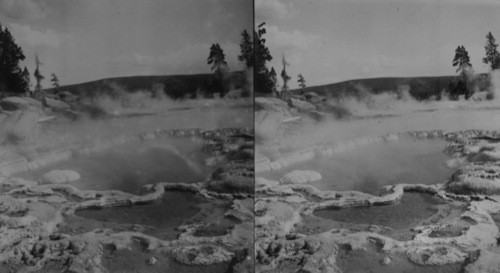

{"left": 267, "top": 139, "right": 453, "bottom": 194}
{"left": 265, "top": 105, "right": 500, "bottom": 155}
{"left": 43, "top": 105, "right": 253, "bottom": 149}
{"left": 21, "top": 138, "right": 210, "bottom": 194}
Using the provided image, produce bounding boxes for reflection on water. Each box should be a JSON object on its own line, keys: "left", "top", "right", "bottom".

{"left": 68, "top": 192, "right": 204, "bottom": 240}
{"left": 22, "top": 138, "right": 210, "bottom": 194}
{"left": 267, "top": 139, "right": 453, "bottom": 194}
{"left": 313, "top": 193, "right": 445, "bottom": 229}
{"left": 63, "top": 191, "right": 234, "bottom": 241}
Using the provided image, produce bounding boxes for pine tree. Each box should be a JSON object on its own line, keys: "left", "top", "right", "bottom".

{"left": 238, "top": 29, "right": 253, "bottom": 68}
{"left": 207, "top": 43, "right": 229, "bottom": 79}
{"left": 452, "top": 45, "right": 473, "bottom": 77}
{"left": 297, "top": 73, "right": 306, "bottom": 91}
{"left": 452, "top": 46, "right": 474, "bottom": 99}
{"left": 50, "top": 73, "right": 60, "bottom": 88}
{"left": 483, "top": 32, "right": 500, "bottom": 70}
{"left": 0, "top": 22, "right": 27, "bottom": 93}
{"left": 254, "top": 23, "right": 275, "bottom": 94}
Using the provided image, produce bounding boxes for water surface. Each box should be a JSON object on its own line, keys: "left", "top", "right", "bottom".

{"left": 313, "top": 193, "right": 446, "bottom": 229}
{"left": 63, "top": 192, "right": 217, "bottom": 241}
{"left": 267, "top": 139, "right": 453, "bottom": 194}
{"left": 22, "top": 138, "right": 210, "bottom": 194}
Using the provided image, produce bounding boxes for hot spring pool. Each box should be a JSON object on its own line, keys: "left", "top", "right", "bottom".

{"left": 313, "top": 193, "right": 446, "bottom": 230}
{"left": 267, "top": 138, "right": 454, "bottom": 194}
{"left": 59, "top": 191, "right": 234, "bottom": 241}
{"left": 22, "top": 138, "right": 211, "bottom": 194}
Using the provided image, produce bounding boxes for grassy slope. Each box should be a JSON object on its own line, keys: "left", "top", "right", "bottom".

{"left": 44, "top": 71, "right": 247, "bottom": 99}
{"left": 291, "top": 74, "right": 490, "bottom": 100}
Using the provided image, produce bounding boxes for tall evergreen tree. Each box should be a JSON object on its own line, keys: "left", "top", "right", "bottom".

{"left": 254, "top": 22, "right": 275, "bottom": 94}
{"left": 452, "top": 45, "right": 474, "bottom": 99}
{"left": 238, "top": 29, "right": 253, "bottom": 68}
{"left": 453, "top": 45, "right": 473, "bottom": 77}
{"left": 483, "top": 32, "right": 500, "bottom": 70}
{"left": 0, "top": 22, "right": 27, "bottom": 93}
{"left": 207, "top": 43, "right": 229, "bottom": 79}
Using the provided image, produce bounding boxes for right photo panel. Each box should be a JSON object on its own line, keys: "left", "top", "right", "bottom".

{"left": 254, "top": 1, "right": 500, "bottom": 272}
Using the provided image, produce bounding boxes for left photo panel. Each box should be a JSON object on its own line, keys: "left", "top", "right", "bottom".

{"left": 0, "top": 0, "right": 254, "bottom": 272}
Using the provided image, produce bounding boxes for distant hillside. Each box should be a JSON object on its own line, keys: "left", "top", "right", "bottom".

{"left": 291, "top": 74, "right": 490, "bottom": 100}
{"left": 44, "top": 71, "right": 248, "bottom": 99}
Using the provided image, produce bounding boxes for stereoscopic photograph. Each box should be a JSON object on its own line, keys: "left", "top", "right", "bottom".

{"left": 255, "top": 0, "right": 500, "bottom": 272}
{"left": 2, "top": 0, "right": 500, "bottom": 272}
{"left": 0, "top": 0, "right": 253, "bottom": 272}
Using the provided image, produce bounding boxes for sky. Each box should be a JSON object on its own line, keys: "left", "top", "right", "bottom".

{"left": 256, "top": 0, "right": 500, "bottom": 89}
{"left": 0, "top": 0, "right": 252, "bottom": 85}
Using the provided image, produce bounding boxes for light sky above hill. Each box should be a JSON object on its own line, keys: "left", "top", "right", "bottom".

{"left": 256, "top": 0, "right": 500, "bottom": 89}
{"left": 1, "top": 0, "right": 252, "bottom": 85}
